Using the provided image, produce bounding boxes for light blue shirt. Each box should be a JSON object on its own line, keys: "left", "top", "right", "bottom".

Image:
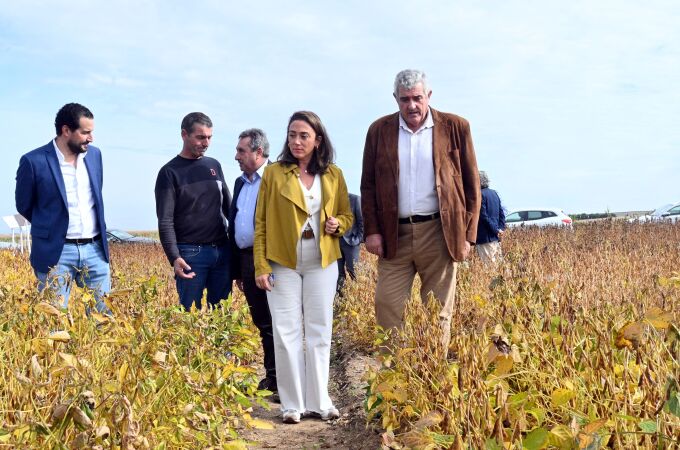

{"left": 234, "top": 162, "right": 267, "bottom": 249}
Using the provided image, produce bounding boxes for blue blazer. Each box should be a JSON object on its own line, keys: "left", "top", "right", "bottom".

{"left": 342, "top": 193, "right": 364, "bottom": 246}
{"left": 228, "top": 175, "right": 247, "bottom": 278}
{"left": 476, "top": 187, "right": 505, "bottom": 245}
{"left": 15, "top": 141, "right": 110, "bottom": 273}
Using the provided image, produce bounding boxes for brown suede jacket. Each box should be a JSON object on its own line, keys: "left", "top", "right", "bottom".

{"left": 360, "top": 108, "right": 481, "bottom": 262}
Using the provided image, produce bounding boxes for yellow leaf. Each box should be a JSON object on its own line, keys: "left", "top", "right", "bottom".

{"left": 59, "top": 352, "right": 78, "bottom": 367}
{"left": 107, "top": 288, "right": 133, "bottom": 298}
{"left": 118, "top": 360, "right": 129, "bottom": 384}
{"left": 494, "top": 355, "right": 513, "bottom": 375}
{"left": 35, "top": 302, "right": 63, "bottom": 316}
{"left": 485, "top": 342, "right": 501, "bottom": 366}
{"left": 153, "top": 351, "right": 167, "bottom": 365}
{"left": 32, "top": 338, "right": 53, "bottom": 356}
{"left": 48, "top": 330, "right": 71, "bottom": 342}
{"left": 402, "top": 405, "right": 416, "bottom": 417}
{"left": 247, "top": 418, "right": 275, "bottom": 430}
{"left": 103, "top": 381, "right": 119, "bottom": 393}
{"left": 613, "top": 364, "right": 624, "bottom": 377}
{"left": 551, "top": 388, "right": 576, "bottom": 407}
{"left": 615, "top": 322, "right": 645, "bottom": 349}
{"left": 583, "top": 418, "right": 607, "bottom": 434}
{"left": 222, "top": 441, "right": 249, "bottom": 450}
{"left": 414, "top": 410, "right": 443, "bottom": 429}
{"left": 375, "top": 381, "right": 392, "bottom": 393}
{"left": 578, "top": 432, "right": 594, "bottom": 449}
{"left": 393, "top": 389, "right": 408, "bottom": 403}
{"left": 549, "top": 424, "right": 574, "bottom": 447}
{"left": 644, "top": 307, "right": 674, "bottom": 330}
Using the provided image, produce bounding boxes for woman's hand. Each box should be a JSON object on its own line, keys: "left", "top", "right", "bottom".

{"left": 325, "top": 216, "right": 340, "bottom": 234}
{"left": 255, "top": 273, "right": 273, "bottom": 291}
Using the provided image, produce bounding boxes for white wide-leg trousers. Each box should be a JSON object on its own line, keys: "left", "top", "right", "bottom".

{"left": 267, "top": 237, "right": 338, "bottom": 414}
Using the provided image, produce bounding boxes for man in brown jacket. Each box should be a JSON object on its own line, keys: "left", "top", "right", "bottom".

{"left": 360, "top": 69, "right": 480, "bottom": 352}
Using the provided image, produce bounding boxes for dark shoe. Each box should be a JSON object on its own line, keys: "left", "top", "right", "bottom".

{"left": 257, "top": 377, "right": 279, "bottom": 402}
{"left": 257, "top": 377, "right": 278, "bottom": 392}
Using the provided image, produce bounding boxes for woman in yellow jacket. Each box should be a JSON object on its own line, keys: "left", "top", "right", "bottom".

{"left": 254, "top": 111, "right": 353, "bottom": 424}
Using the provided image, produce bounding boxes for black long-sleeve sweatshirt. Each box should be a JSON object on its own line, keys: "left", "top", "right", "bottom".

{"left": 154, "top": 155, "right": 232, "bottom": 265}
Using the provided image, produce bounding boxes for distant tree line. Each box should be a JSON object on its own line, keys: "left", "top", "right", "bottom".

{"left": 571, "top": 212, "right": 616, "bottom": 221}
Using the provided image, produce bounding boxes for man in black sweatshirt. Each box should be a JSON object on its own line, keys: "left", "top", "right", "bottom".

{"left": 154, "top": 112, "right": 232, "bottom": 310}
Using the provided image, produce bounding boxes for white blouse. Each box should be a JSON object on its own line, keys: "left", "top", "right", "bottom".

{"left": 299, "top": 174, "right": 322, "bottom": 244}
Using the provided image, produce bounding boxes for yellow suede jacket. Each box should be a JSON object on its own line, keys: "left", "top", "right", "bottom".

{"left": 254, "top": 162, "right": 354, "bottom": 277}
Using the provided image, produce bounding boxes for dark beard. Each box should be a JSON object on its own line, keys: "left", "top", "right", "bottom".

{"left": 67, "top": 140, "right": 87, "bottom": 154}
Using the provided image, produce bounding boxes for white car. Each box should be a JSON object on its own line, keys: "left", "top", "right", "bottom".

{"left": 505, "top": 208, "right": 573, "bottom": 228}
{"left": 629, "top": 202, "right": 680, "bottom": 223}
{"left": 662, "top": 203, "right": 680, "bottom": 223}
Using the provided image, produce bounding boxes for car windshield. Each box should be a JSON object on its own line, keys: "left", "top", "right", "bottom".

{"left": 651, "top": 204, "right": 673, "bottom": 216}
{"left": 109, "top": 230, "right": 133, "bottom": 239}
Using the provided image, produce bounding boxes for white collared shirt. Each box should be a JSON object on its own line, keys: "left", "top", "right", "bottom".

{"left": 397, "top": 108, "right": 439, "bottom": 217}
{"left": 53, "top": 140, "right": 98, "bottom": 238}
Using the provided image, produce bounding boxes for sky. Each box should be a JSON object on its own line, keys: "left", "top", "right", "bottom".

{"left": 1, "top": 0, "right": 678, "bottom": 230}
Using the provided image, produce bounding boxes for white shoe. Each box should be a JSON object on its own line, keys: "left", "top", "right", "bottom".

{"left": 282, "top": 410, "right": 301, "bottom": 424}
{"left": 320, "top": 407, "right": 339, "bottom": 421}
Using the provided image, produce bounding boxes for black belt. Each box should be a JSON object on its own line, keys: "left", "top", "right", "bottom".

{"left": 398, "top": 212, "right": 441, "bottom": 224}
{"left": 179, "top": 240, "right": 227, "bottom": 247}
{"left": 239, "top": 246, "right": 254, "bottom": 252}
{"left": 65, "top": 234, "right": 101, "bottom": 244}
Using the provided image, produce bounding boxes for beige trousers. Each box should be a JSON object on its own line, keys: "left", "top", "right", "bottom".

{"left": 476, "top": 241, "right": 502, "bottom": 264}
{"left": 375, "top": 218, "right": 457, "bottom": 350}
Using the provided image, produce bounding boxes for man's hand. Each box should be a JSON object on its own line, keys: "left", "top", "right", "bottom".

{"left": 173, "top": 257, "right": 195, "bottom": 279}
{"left": 497, "top": 229, "right": 504, "bottom": 241}
{"left": 462, "top": 241, "right": 472, "bottom": 259}
{"left": 234, "top": 278, "right": 244, "bottom": 291}
{"left": 365, "top": 234, "right": 384, "bottom": 257}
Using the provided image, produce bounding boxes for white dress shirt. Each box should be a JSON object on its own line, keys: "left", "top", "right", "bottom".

{"left": 397, "top": 108, "right": 439, "bottom": 218}
{"left": 53, "top": 140, "right": 98, "bottom": 239}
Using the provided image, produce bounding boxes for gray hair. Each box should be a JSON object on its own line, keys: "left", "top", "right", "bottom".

{"left": 394, "top": 69, "right": 430, "bottom": 96}
{"left": 479, "top": 170, "right": 490, "bottom": 189}
{"left": 238, "top": 128, "right": 270, "bottom": 157}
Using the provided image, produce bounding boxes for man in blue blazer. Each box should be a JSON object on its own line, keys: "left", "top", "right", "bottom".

{"left": 336, "top": 193, "right": 363, "bottom": 295}
{"left": 15, "top": 103, "right": 111, "bottom": 314}
{"left": 228, "top": 128, "right": 277, "bottom": 397}
{"left": 475, "top": 171, "right": 505, "bottom": 264}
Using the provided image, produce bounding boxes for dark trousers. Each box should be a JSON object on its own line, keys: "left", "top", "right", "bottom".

{"left": 336, "top": 240, "right": 360, "bottom": 294}
{"left": 239, "top": 248, "right": 276, "bottom": 381}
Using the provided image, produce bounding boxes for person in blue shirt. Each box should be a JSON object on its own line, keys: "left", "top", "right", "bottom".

{"left": 475, "top": 171, "right": 505, "bottom": 264}
{"left": 228, "top": 128, "right": 277, "bottom": 398}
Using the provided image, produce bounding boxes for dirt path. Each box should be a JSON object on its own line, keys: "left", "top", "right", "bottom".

{"left": 239, "top": 349, "right": 382, "bottom": 449}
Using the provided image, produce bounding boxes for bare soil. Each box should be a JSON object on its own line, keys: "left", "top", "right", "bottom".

{"left": 239, "top": 348, "right": 382, "bottom": 450}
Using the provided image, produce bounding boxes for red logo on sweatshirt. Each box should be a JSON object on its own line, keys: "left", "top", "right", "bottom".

{"left": 210, "top": 169, "right": 216, "bottom": 176}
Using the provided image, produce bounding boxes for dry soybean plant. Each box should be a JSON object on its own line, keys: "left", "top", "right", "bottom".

{"left": 337, "top": 221, "right": 680, "bottom": 449}
{"left": 0, "top": 244, "right": 268, "bottom": 449}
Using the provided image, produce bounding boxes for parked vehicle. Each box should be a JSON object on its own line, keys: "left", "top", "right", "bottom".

{"left": 660, "top": 203, "right": 680, "bottom": 223}
{"left": 629, "top": 202, "right": 680, "bottom": 223}
{"left": 506, "top": 208, "right": 573, "bottom": 228}
{"left": 106, "top": 229, "right": 158, "bottom": 244}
